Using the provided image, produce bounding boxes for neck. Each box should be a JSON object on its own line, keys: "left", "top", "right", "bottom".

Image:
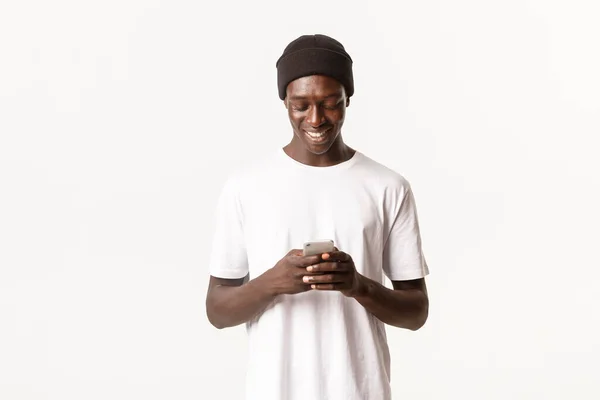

{"left": 283, "top": 135, "right": 355, "bottom": 167}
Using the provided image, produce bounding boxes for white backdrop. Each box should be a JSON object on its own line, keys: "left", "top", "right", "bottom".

{"left": 1, "top": 1, "right": 599, "bottom": 399}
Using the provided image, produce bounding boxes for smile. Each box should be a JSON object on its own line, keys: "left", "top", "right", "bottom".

{"left": 304, "top": 129, "right": 331, "bottom": 143}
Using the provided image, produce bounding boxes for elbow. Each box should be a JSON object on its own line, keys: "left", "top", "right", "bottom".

{"left": 205, "top": 299, "right": 227, "bottom": 330}
{"left": 207, "top": 313, "right": 226, "bottom": 330}
{"left": 206, "top": 310, "right": 227, "bottom": 330}
{"left": 409, "top": 310, "right": 428, "bottom": 331}
{"left": 212, "top": 322, "right": 227, "bottom": 330}
{"left": 409, "top": 297, "right": 429, "bottom": 331}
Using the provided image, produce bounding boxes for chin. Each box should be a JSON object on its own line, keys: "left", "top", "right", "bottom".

{"left": 304, "top": 141, "right": 335, "bottom": 155}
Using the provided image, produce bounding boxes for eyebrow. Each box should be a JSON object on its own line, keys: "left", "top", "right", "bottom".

{"left": 288, "top": 94, "right": 342, "bottom": 101}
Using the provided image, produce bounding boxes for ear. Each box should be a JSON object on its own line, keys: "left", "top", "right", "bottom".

{"left": 283, "top": 99, "right": 288, "bottom": 109}
{"left": 346, "top": 97, "right": 351, "bottom": 107}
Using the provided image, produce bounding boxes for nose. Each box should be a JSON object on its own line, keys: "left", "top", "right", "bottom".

{"left": 306, "top": 105, "right": 326, "bottom": 128}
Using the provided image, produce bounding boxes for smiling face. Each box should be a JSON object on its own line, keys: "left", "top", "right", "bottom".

{"left": 284, "top": 75, "right": 350, "bottom": 156}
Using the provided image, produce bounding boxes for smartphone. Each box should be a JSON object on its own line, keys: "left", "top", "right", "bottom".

{"left": 303, "top": 240, "right": 335, "bottom": 256}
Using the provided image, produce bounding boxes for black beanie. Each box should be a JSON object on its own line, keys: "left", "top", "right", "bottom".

{"left": 276, "top": 34, "right": 354, "bottom": 100}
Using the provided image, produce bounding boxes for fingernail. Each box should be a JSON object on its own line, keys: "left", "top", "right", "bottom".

{"left": 311, "top": 284, "right": 316, "bottom": 289}
{"left": 303, "top": 276, "right": 311, "bottom": 283}
{"left": 306, "top": 266, "right": 313, "bottom": 272}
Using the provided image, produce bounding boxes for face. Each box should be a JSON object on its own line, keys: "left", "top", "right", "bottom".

{"left": 284, "top": 75, "right": 350, "bottom": 155}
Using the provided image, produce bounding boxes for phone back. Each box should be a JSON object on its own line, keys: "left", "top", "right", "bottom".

{"left": 303, "top": 240, "right": 335, "bottom": 256}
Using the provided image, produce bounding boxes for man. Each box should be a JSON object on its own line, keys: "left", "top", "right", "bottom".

{"left": 206, "top": 34, "right": 429, "bottom": 400}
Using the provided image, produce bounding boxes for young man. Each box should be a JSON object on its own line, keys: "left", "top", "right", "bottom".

{"left": 206, "top": 34, "right": 429, "bottom": 400}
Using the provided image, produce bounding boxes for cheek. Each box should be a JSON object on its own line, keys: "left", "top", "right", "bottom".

{"left": 289, "top": 113, "right": 304, "bottom": 127}
{"left": 330, "top": 110, "right": 346, "bottom": 124}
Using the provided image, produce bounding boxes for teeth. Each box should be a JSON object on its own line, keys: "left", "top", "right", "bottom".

{"left": 306, "top": 131, "right": 326, "bottom": 139}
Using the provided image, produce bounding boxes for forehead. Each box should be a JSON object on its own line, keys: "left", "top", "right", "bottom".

{"left": 286, "top": 75, "right": 345, "bottom": 99}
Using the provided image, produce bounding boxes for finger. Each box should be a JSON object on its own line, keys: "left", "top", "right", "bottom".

{"left": 306, "top": 262, "right": 348, "bottom": 273}
{"left": 310, "top": 283, "right": 347, "bottom": 291}
{"left": 291, "top": 254, "right": 322, "bottom": 267}
{"left": 303, "top": 274, "right": 346, "bottom": 284}
{"left": 321, "top": 251, "right": 351, "bottom": 262}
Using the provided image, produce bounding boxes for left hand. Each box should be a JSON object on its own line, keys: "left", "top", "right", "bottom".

{"left": 303, "top": 250, "right": 365, "bottom": 297}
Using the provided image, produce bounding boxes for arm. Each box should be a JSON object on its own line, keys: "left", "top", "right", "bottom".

{"left": 367, "top": 182, "right": 429, "bottom": 330}
{"left": 206, "top": 250, "right": 322, "bottom": 329}
{"left": 206, "top": 176, "right": 278, "bottom": 330}
{"left": 205, "top": 274, "right": 275, "bottom": 330}
{"left": 304, "top": 253, "right": 429, "bottom": 330}
{"left": 352, "top": 277, "right": 428, "bottom": 331}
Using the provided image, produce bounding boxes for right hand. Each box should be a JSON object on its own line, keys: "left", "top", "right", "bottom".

{"left": 262, "top": 249, "right": 323, "bottom": 296}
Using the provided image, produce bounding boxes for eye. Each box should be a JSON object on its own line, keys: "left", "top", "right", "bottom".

{"left": 323, "top": 100, "right": 342, "bottom": 110}
{"left": 291, "top": 104, "right": 308, "bottom": 111}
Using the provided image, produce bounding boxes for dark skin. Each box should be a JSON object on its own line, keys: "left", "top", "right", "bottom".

{"left": 282, "top": 75, "right": 354, "bottom": 166}
{"left": 206, "top": 75, "right": 429, "bottom": 331}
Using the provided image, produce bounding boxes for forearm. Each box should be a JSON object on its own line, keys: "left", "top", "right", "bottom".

{"left": 206, "top": 275, "right": 275, "bottom": 329}
{"left": 353, "top": 276, "right": 429, "bottom": 330}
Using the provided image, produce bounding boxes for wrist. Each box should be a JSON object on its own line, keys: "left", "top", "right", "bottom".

{"left": 255, "top": 269, "right": 279, "bottom": 298}
{"left": 350, "top": 273, "right": 370, "bottom": 299}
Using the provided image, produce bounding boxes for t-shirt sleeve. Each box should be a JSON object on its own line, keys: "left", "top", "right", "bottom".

{"left": 208, "top": 177, "right": 249, "bottom": 279}
{"left": 382, "top": 183, "right": 429, "bottom": 281}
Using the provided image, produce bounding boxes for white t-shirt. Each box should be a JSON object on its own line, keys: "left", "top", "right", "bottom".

{"left": 209, "top": 148, "right": 429, "bottom": 400}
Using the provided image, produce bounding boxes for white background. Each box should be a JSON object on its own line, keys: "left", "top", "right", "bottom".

{"left": 1, "top": 0, "right": 599, "bottom": 399}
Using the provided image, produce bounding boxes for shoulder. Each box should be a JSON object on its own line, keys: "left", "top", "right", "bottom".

{"left": 355, "top": 151, "right": 413, "bottom": 194}
{"left": 354, "top": 152, "right": 420, "bottom": 217}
